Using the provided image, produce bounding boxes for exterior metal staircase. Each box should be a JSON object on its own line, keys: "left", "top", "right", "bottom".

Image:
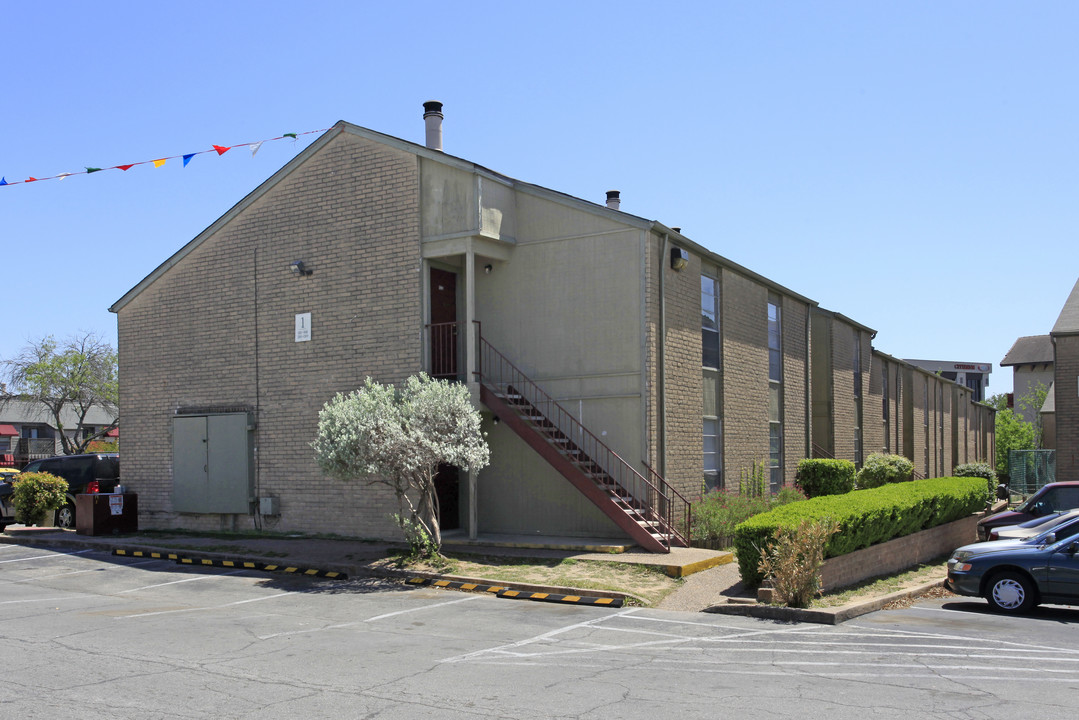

{"left": 472, "top": 327, "right": 690, "bottom": 553}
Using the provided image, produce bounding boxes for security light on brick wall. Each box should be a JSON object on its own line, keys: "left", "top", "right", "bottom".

{"left": 670, "top": 247, "right": 689, "bottom": 271}
{"left": 289, "top": 260, "right": 312, "bottom": 276}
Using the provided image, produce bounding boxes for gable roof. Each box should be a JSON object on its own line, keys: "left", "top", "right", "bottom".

{"left": 1001, "top": 335, "right": 1054, "bottom": 366}
{"left": 1051, "top": 277, "right": 1079, "bottom": 336}
{"left": 110, "top": 119, "right": 817, "bottom": 312}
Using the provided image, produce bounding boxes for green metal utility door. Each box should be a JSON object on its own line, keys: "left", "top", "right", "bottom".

{"left": 172, "top": 413, "right": 253, "bottom": 513}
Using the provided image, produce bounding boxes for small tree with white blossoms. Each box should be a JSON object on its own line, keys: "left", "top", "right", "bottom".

{"left": 312, "top": 373, "right": 489, "bottom": 556}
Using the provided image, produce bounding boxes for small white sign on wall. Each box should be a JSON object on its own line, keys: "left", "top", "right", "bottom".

{"left": 295, "top": 312, "right": 312, "bottom": 342}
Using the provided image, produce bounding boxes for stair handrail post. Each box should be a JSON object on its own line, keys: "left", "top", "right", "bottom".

{"left": 475, "top": 335, "right": 687, "bottom": 549}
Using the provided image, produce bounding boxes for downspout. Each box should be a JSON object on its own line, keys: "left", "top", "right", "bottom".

{"left": 804, "top": 304, "right": 811, "bottom": 460}
{"left": 658, "top": 233, "right": 668, "bottom": 478}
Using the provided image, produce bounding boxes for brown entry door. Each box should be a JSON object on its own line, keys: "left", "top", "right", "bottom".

{"left": 430, "top": 268, "right": 458, "bottom": 380}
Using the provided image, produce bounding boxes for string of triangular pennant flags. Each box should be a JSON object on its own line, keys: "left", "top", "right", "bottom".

{"left": 0, "top": 128, "right": 329, "bottom": 188}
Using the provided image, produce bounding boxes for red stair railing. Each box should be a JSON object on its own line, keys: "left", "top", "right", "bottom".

{"left": 472, "top": 323, "right": 688, "bottom": 550}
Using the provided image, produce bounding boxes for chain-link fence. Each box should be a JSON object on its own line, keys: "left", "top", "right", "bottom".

{"left": 1008, "top": 449, "right": 1056, "bottom": 497}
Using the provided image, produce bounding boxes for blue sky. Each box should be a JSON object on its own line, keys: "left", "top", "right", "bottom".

{"left": 4, "top": 2, "right": 1077, "bottom": 396}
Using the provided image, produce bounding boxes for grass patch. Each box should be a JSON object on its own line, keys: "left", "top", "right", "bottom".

{"left": 155, "top": 543, "right": 254, "bottom": 555}
{"left": 389, "top": 553, "right": 681, "bottom": 606}
{"left": 810, "top": 556, "right": 949, "bottom": 608}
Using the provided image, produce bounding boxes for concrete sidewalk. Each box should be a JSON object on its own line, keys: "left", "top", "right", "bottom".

{"left": 0, "top": 526, "right": 737, "bottom": 608}
{"left": 0, "top": 527, "right": 944, "bottom": 621}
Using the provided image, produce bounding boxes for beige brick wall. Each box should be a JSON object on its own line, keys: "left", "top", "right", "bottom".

{"left": 865, "top": 351, "right": 885, "bottom": 457}
{"left": 662, "top": 249, "right": 705, "bottom": 499}
{"left": 831, "top": 322, "right": 857, "bottom": 461}
{"left": 912, "top": 373, "right": 928, "bottom": 477}
{"left": 781, "top": 296, "right": 809, "bottom": 482}
{"left": 117, "top": 130, "right": 422, "bottom": 537}
{"left": 719, "top": 270, "right": 770, "bottom": 485}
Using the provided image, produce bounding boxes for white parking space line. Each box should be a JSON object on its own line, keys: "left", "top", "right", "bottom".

{"left": 441, "top": 608, "right": 639, "bottom": 664}
{"left": 117, "top": 569, "right": 247, "bottom": 594}
{"left": 257, "top": 593, "right": 486, "bottom": 640}
{"left": 0, "top": 549, "right": 93, "bottom": 564}
{"left": 364, "top": 594, "right": 483, "bottom": 622}
{"left": 0, "top": 593, "right": 96, "bottom": 606}
{"left": 0, "top": 558, "right": 166, "bottom": 586}
{"left": 116, "top": 592, "right": 291, "bottom": 619}
{"left": 441, "top": 609, "right": 1079, "bottom": 685}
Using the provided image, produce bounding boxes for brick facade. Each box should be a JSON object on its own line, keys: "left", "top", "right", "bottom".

{"left": 117, "top": 130, "right": 421, "bottom": 535}
{"left": 661, "top": 246, "right": 704, "bottom": 499}
{"left": 1053, "top": 336, "right": 1078, "bottom": 477}
{"left": 113, "top": 115, "right": 998, "bottom": 544}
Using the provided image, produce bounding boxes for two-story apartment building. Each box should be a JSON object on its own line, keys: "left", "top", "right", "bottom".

{"left": 109, "top": 103, "right": 993, "bottom": 550}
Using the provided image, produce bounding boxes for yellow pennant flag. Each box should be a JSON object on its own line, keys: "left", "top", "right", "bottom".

{"left": 153, "top": 158, "right": 167, "bottom": 168}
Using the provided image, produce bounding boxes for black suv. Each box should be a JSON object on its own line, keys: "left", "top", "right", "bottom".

{"left": 0, "top": 480, "right": 14, "bottom": 531}
{"left": 19, "top": 454, "right": 120, "bottom": 528}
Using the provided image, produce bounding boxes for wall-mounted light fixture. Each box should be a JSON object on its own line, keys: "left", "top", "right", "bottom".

{"left": 484, "top": 264, "right": 493, "bottom": 274}
{"left": 289, "top": 260, "right": 312, "bottom": 277}
{"left": 670, "top": 247, "right": 689, "bottom": 271}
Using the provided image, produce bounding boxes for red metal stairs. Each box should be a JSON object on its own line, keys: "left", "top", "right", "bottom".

{"left": 475, "top": 336, "right": 690, "bottom": 553}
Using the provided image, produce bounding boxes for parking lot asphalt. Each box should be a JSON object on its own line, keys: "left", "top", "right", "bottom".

{"left": 0, "top": 526, "right": 946, "bottom": 620}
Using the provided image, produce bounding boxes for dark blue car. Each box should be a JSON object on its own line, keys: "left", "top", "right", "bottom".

{"left": 947, "top": 516, "right": 1079, "bottom": 613}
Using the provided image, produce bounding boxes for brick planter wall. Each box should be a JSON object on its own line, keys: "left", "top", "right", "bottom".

{"left": 819, "top": 514, "right": 980, "bottom": 592}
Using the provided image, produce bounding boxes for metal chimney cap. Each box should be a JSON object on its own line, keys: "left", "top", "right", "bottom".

{"left": 606, "top": 190, "right": 620, "bottom": 201}
{"left": 423, "top": 100, "right": 444, "bottom": 117}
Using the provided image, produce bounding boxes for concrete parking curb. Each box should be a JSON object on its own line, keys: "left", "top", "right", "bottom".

{"left": 402, "top": 576, "right": 625, "bottom": 607}
{"left": 1, "top": 533, "right": 642, "bottom": 607}
{"left": 0, "top": 534, "right": 356, "bottom": 580}
{"left": 704, "top": 578, "right": 946, "bottom": 624}
{"left": 382, "top": 567, "right": 642, "bottom": 606}
{"left": 112, "top": 548, "right": 349, "bottom": 579}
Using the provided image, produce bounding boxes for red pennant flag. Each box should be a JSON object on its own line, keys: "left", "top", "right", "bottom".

{"left": 117, "top": 164, "right": 134, "bottom": 171}
{"left": 212, "top": 145, "right": 230, "bottom": 155}
{"left": 26, "top": 177, "right": 38, "bottom": 182}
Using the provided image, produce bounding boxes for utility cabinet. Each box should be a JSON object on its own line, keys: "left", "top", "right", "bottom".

{"left": 173, "top": 412, "right": 254, "bottom": 513}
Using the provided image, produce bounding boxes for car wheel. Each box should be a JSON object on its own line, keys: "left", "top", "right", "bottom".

{"left": 56, "top": 502, "right": 76, "bottom": 529}
{"left": 984, "top": 571, "right": 1037, "bottom": 613}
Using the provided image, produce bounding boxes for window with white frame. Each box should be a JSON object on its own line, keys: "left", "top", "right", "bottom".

{"left": 702, "top": 274, "right": 722, "bottom": 490}
{"left": 768, "top": 293, "right": 783, "bottom": 491}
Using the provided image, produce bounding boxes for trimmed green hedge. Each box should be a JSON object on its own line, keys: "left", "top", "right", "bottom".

{"left": 794, "top": 458, "right": 855, "bottom": 498}
{"left": 855, "top": 453, "right": 913, "bottom": 488}
{"left": 733, "top": 476, "right": 988, "bottom": 587}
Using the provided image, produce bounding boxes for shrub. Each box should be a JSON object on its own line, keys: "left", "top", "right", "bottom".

{"left": 692, "top": 491, "right": 771, "bottom": 548}
{"left": 691, "top": 485, "right": 807, "bottom": 549}
{"left": 738, "top": 460, "right": 768, "bottom": 498}
{"left": 733, "top": 476, "right": 987, "bottom": 587}
{"left": 772, "top": 485, "right": 808, "bottom": 507}
{"left": 795, "top": 458, "right": 855, "bottom": 498}
{"left": 758, "top": 517, "right": 840, "bottom": 608}
{"left": 953, "top": 462, "right": 998, "bottom": 501}
{"left": 11, "top": 472, "right": 69, "bottom": 526}
{"left": 856, "top": 453, "right": 913, "bottom": 488}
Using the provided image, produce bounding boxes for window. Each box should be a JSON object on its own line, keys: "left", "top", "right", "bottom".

{"left": 701, "top": 275, "right": 720, "bottom": 370}
{"left": 768, "top": 294, "right": 783, "bottom": 491}
{"left": 702, "top": 274, "right": 722, "bottom": 489}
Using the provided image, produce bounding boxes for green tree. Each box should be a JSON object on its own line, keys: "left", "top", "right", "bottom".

{"left": 312, "top": 373, "right": 489, "bottom": 554}
{"left": 2, "top": 333, "right": 118, "bottom": 454}
{"left": 985, "top": 389, "right": 1043, "bottom": 479}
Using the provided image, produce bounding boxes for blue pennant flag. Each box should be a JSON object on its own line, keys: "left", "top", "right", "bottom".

{"left": 183, "top": 154, "right": 195, "bottom": 168}
{"left": 0, "top": 177, "right": 7, "bottom": 185}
